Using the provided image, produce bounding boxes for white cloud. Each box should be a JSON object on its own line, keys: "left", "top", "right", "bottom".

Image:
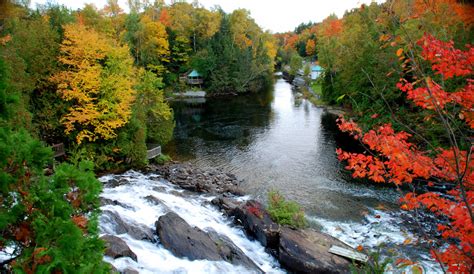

{"left": 30, "top": 0, "right": 385, "bottom": 33}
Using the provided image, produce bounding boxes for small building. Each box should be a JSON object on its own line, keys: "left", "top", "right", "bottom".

{"left": 181, "top": 69, "right": 203, "bottom": 85}
{"left": 311, "top": 65, "right": 324, "bottom": 80}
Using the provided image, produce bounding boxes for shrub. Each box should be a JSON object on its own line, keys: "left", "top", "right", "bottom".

{"left": 267, "top": 190, "right": 307, "bottom": 228}
{"left": 152, "top": 153, "right": 172, "bottom": 165}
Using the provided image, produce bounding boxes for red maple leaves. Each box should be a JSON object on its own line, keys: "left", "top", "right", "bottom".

{"left": 336, "top": 34, "right": 473, "bottom": 272}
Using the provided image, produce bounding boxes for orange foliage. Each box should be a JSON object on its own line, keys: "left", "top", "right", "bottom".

{"left": 159, "top": 8, "right": 171, "bottom": 27}
{"left": 319, "top": 17, "right": 343, "bottom": 38}
{"left": 284, "top": 34, "right": 299, "bottom": 51}
{"left": 305, "top": 39, "right": 316, "bottom": 56}
{"left": 337, "top": 34, "right": 474, "bottom": 272}
{"left": 413, "top": 0, "right": 474, "bottom": 26}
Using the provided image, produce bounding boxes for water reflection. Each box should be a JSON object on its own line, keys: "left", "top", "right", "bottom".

{"left": 164, "top": 78, "right": 440, "bottom": 271}
{"left": 165, "top": 78, "right": 399, "bottom": 222}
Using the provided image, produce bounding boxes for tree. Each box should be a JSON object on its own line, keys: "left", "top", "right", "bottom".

{"left": 137, "top": 14, "right": 170, "bottom": 73}
{"left": 289, "top": 53, "right": 302, "bottom": 77}
{"left": 0, "top": 51, "right": 108, "bottom": 272}
{"left": 305, "top": 39, "right": 316, "bottom": 57}
{"left": 336, "top": 34, "right": 473, "bottom": 273}
{"left": 50, "top": 23, "right": 135, "bottom": 145}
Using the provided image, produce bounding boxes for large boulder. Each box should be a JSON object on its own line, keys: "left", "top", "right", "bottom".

{"left": 100, "top": 235, "right": 137, "bottom": 262}
{"left": 207, "top": 229, "right": 264, "bottom": 273}
{"left": 156, "top": 212, "right": 263, "bottom": 273}
{"left": 100, "top": 210, "right": 155, "bottom": 242}
{"left": 211, "top": 195, "right": 242, "bottom": 215}
{"left": 233, "top": 200, "right": 280, "bottom": 249}
{"left": 278, "top": 227, "right": 353, "bottom": 274}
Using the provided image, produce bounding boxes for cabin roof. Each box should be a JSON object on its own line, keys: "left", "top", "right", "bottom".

{"left": 188, "top": 69, "right": 202, "bottom": 77}
{"left": 311, "top": 65, "right": 323, "bottom": 72}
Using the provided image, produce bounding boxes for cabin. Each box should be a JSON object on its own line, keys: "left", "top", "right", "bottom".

{"left": 180, "top": 69, "right": 204, "bottom": 85}
{"left": 310, "top": 65, "right": 324, "bottom": 80}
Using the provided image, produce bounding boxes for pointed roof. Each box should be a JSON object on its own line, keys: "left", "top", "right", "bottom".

{"left": 188, "top": 69, "right": 202, "bottom": 77}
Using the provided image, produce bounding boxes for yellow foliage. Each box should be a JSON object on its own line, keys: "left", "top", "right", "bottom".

{"left": 50, "top": 23, "right": 136, "bottom": 144}
{"left": 139, "top": 14, "right": 170, "bottom": 62}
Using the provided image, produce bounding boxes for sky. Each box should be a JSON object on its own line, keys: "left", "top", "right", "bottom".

{"left": 30, "top": 0, "right": 385, "bottom": 33}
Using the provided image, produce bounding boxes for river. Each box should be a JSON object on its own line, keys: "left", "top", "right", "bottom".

{"left": 100, "top": 77, "right": 441, "bottom": 273}
{"left": 164, "top": 77, "right": 441, "bottom": 272}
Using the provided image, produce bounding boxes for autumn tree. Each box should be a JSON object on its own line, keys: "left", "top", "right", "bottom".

{"left": 0, "top": 32, "right": 108, "bottom": 272}
{"left": 337, "top": 34, "right": 473, "bottom": 272}
{"left": 50, "top": 23, "right": 135, "bottom": 145}
{"left": 137, "top": 14, "right": 170, "bottom": 73}
{"left": 305, "top": 39, "right": 316, "bottom": 57}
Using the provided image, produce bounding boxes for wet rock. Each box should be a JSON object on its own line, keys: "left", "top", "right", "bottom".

{"left": 155, "top": 212, "right": 223, "bottom": 261}
{"left": 101, "top": 235, "right": 137, "bottom": 262}
{"left": 100, "top": 198, "right": 133, "bottom": 209}
{"left": 233, "top": 200, "right": 280, "bottom": 249}
{"left": 100, "top": 210, "right": 155, "bottom": 242}
{"left": 104, "top": 178, "right": 129, "bottom": 188}
{"left": 278, "top": 227, "right": 352, "bottom": 274}
{"left": 151, "top": 163, "right": 244, "bottom": 195}
{"left": 155, "top": 212, "right": 262, "bottom": 272}
{"left": 152, "top": 186, "right": 167, "bottom": 192}
{"left": 121, "top": 267, "right": 139, "bottom": 274}
{"left": 211, "top": 196, "right": 242, "bottom": 215}
{"left": 207, "top": 229, "right": 264, "bottom": 273}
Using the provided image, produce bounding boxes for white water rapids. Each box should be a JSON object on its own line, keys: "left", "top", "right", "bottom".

{"left": 98, "top": 170, "right": 442, "bottom": 274}
{"left": 99, "top": 170, "right": 284, "bottom": 274}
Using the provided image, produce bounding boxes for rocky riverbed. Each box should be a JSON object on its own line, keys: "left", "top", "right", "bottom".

{"left": 99, "top": 164, "right": 360, "bottom": 273}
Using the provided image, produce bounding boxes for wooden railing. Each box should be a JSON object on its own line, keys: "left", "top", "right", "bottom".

{"left": 52, "top": 143, "right": 65, "bottom": 158}
{"left": 146, "top": 145, "right": 162, "bottom": 160}
{"left": 187, "top": 78, "right": 203, "bottom": 85}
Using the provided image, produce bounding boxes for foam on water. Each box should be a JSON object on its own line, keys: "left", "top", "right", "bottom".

{"left": 99, "top": 171, "right": 284, "bottom": 274}
{"left": 309, "top": 210, "right": 443, "bottom": 273}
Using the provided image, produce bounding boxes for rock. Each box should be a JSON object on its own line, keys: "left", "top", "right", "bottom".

{"left": 104, "top": 178, "right": 129, "bottom": 188}
{"left": 278, "top": 227, "right": 352, "bottom": 274}
{"left": 122, "top": 267, "right": 139, "bottom": 274}
{"left": 207, "top": 229, "right": 264, "bottom": 273}
{"left": 101, "top": 235, "right": 137, "bottom": 262}
{"left": 233, "top": 200, "right": 280, "bottom": 250}
{"left": 101, "top": 210, "right": 155, "bottom": 242}
{"left": 211, "top": 196, "right": 242, "bottom": 215}
{"left": 155, "top": 212, "right": 222, "bottom": 261}
{"left": 155, "top": 212, "right": 263, "bottom": 272}
{"left": 152, "top": 163, "right": 244, "bottom": 195}
{"left": 100, "top": 197, "right": 132, "bottom": 209}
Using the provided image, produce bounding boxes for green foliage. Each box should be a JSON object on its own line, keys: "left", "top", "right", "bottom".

{"left": 289, "top": 54, "right": 302, "bottom": 77}
{"left": 135, "top": 69, "right": 175, "bottom": 145}
{"left": 267, "top": 190, "right": 307, "bottom": 228}
{"left": 350, "top": 251, "right": 391, "bottom": 274}
{"left": 152, "top": 153, "right": 172, "bottom": 165}
{"left": 192, "top": 12, "right": 273, "bottom": 94}
{"left": 0, "top": 127, "right": 108, "bottom": 273}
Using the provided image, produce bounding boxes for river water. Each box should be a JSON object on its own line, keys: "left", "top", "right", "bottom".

{"left": 163, "top": 77, "right": 441, "bottom": 272}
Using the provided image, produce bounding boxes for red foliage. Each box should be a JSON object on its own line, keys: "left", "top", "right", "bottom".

{"left": 159, "top": 8, "right": 171, "bottom": 27}
{"left": 336, "top": 34, "right": 474, "bottom": 272}
{"left": 246, "top": 204, "right": 263, "bottom": 219}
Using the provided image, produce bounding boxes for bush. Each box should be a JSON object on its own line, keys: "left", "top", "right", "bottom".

{"left": 0, "top": 128, "right": 108, "bottom": 273}
{"left": 152, "top": 153, "right": 172, "bottom": 165}
{"left": 267, "top": 190, "right": 307, "bottom": 228}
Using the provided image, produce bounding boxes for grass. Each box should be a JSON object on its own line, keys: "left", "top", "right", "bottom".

{"left": 267, "top": 190, "right": 307, "bottom": 228}
{"left": 305, "top": 81, "right": 326, "bottom": 106}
